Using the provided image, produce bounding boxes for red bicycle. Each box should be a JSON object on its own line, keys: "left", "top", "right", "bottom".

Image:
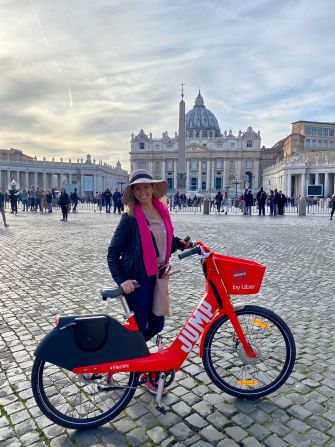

{"left": 31, "top": 242, "right": 296, "bottom": 430}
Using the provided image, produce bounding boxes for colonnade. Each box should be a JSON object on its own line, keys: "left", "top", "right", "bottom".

{"left": 147, "top": 158, "right": 260, "bottom": 193}
{"left": 267, "top": 171, "right": 335, "bottom": 198}
{"left": 0, "top": 166, "right": 128, "bottom": 197}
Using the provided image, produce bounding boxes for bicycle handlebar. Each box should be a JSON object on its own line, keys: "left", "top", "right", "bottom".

{"left": 178, "top": 245, "right": 202, "bottom": 260}
{"left": 100, "top": 284, "right": 140, "bottom": 300}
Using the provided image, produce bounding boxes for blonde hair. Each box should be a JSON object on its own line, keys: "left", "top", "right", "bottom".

{"left": 126, "top": 184, "right": 166, "bottom": 217}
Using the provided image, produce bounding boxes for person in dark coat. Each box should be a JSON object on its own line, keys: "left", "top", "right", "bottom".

{"left": 277, "top": 191, "right": 287, "bottom": 215}
{"left": 58, "top": 188, "right": 70, "bottom": 221}
{"left": 215, "top": 191, "right": 223, "bottom": 213}
{"left": 245, "top": 190, "right": 254, "bottom": 215}
{"left": 104, "top": 188, "right": 112, "bottom": 213}
{"left": 8, "top": 185, "right": 19, "bottom": 214}
{"left": 112, "top": 188, "right": 122, "bottom": 213}
{"left": 256, "top": 187, "right": 267, "bottom": 216}
{"left": 71, "top": 188, "right": 79, "bottom": 212}
{"left": 330, "top": 193, "right": 335, "bottom": 221}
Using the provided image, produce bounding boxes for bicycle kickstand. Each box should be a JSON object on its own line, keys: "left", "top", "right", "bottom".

{"left": 155, "top": 372, "right": 166, "bottom": 414}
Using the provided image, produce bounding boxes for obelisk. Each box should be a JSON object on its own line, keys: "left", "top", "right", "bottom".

{"left": 177, "top": 83, "right": 186, "bottom": 192}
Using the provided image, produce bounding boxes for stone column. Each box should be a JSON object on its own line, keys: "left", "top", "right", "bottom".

{"left": 161, "top": 160, "right": 165, "bottom": 180}
{"left": 69, "top": 173, "right": 73, "bottom": 186}
{"left": 287, "top": 173, "right": 291, "bottom": 198}
{"left": 315, "top": 173, "right": 320, "bottom": 185}
{"left": 186, "top": 160, "right": 190, "bottom": 191}
{"left": 324, "top": 172, "right": 329, "bottom": 197}
{"left": 94, "top": 175, "right": 98, "bottom": 194}
{"left": 25, "top": 171, "right": 29, "bottom": 189}
{"left": 198, "top": 160, "right": 202, "bottom": 191}
{"left": 211, "top": 160, "right": 215, "bottom": 190}
{"left": 174, "top": 160, "right": 177, "bottom": 191}
{"left": 8, "top": 170, "right": 11, "bottom": 187}
{"left": 81, "top": 174, "right": 84, "bottom": 196}
{"left": 301, "top": 173, "right": 306, "bottom": 197}
{"left": 42, "top": 172, "right": 47, "bottom": 190}
{"left": 34, "top": 172, "right": 38, "bottom": 187}
{"left": 206, "top": 159, "right": 210, "bottom": 191}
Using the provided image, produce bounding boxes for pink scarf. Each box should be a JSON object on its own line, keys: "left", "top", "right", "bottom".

{"left": 135, "top": 198, "right": 174, "bottom": 276}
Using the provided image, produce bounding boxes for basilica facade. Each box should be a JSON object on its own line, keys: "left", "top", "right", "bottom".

{"left": 130, "top": 91, "right": 278, "bottom": 196}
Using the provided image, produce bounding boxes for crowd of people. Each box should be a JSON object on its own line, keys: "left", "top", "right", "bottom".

{"left": 0, "top": 185, "right": 125, "bottom": 226}
{"left": 2, "top": 182, "right": 335, "bottom": 228}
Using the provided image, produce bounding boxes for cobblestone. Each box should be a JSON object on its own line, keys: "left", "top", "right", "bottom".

{"left": 1, "top": 212, "right": 335, "bottom": 446}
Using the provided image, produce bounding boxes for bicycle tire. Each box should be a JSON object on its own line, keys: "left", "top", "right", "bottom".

{"left": 32, "top": 357, "right": 139, "bottom": 430}
{"left": 202, "top": 305, "right": 296, "bottom": 399}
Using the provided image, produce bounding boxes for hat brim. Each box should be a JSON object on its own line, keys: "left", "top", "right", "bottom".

{"left": 122, "top": 179, "right": 168, "bottom": 205}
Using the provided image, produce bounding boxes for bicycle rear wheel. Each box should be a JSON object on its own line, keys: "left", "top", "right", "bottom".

{"left": 32, "top": 358, "right": 139, "bottom": 430}
{"left": 203, "top": 305, "right": 296, "bottom": 398}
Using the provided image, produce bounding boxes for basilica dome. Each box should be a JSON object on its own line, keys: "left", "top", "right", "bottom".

{"left": 186, "top": 91, "right": 221, "bottom": 137}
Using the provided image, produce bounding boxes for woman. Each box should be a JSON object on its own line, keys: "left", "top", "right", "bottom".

{"left": 58, "top": 188, "right": 70, "bottom": 221}
{"left": 108, "top": 169, "right": 192, "bottom": 343}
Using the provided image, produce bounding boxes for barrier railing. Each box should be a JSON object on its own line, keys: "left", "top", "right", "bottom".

{"left": 3, "top": 199, "right": 332, "bottom": 216}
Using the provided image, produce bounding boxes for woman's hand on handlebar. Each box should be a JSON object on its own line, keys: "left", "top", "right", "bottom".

{"left": 120, "top": 279, "right": 138, "bottom": 294}
{"left": 180, "top": 236, "right": 194, "bottom": 250}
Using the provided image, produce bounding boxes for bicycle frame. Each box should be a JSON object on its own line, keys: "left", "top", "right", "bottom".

{"left": 73, "top": 242, "right": 257, "bottom": 377}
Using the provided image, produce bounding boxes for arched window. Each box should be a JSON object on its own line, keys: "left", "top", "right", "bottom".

{"left": 202, "top": 181, "right": 206, "bottom": 190}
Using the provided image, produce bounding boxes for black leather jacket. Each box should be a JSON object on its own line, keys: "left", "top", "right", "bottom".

{"left": 107, "top": 213, "right": 184, "bottom": 286}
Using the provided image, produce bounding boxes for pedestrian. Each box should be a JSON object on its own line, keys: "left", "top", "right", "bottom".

{"left": 107, "top": 169, "right": 192, "bottom": 392}
{"left": 174, "top": 191, "right": 182, "bottom": 210}
{"left": 72, "top": 188, "right": 79, "bottom": 212}
{"left": 97, "top": 191, "right": 103, "bottom": 212}
{"left": 41, "top": 190, "right": 48, "bottom": 213}
{"left": 277, "top": 191, "right": 287, "bottom": 215}
{"left": 330, "top": 193, "right": 335, "bottom": 221}
{"left": 35, "top": 187, "right": 43, "bottom": 212}
{"left": 21, "top": 188, "right": 29, "bottom": 211}
{"left": 222, "top": 191, "right": 228, "bottom": 214}
{"left": 273, "top": 189, "right": 279, "bottom": 215}
{"left": 0, "top": 187, "right": 9, "bottom": 227}
{"left": 269, "top": 190, "right": 275, "bottom": 216}
{"left": 46, "top": 189, "right": 53, "bottom": 213}
{"left": 245, "top": 190, "right": 253, "bottom": 215}
{"left": 8, "top": 184, "right": 19, "bottom": 214}
{"left": 256, "top": 187, "right": 267, "bottom": 216}
{"left": 58, "top": 188, "right": 70, "bottom": 221}
{"left": 29, "top": 186, "right": 36, "bottom": 211}
{"left": 112, "top": 188, "right": 121, "bottom": 213}
{"left": 215, "top": 191, "right": 223, "bottom": 213}
{"left": 103, "top": 188, "right": 111, "bottom": 213}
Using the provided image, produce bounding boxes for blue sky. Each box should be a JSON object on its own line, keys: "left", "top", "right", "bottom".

{"left": 1, "top": 0, "right": 335, "bottom": 169}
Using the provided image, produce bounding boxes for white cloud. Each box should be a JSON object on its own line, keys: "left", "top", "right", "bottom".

{"left": 0, "top": 0, "right": 335, "bottom": 169}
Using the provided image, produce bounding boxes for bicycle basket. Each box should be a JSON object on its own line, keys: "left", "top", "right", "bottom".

{"left": 213, "top": 254, "right": 266, "bottom": 295}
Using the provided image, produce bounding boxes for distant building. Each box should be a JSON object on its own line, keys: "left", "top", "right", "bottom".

{"left": 0, "top": 149, "right": 128, "bottom": 196}
{"left": 130, "top": 91, "right": 276, "bottom": 196}
{"left": 262, "top": 121, "right": 335, "bottom": 197}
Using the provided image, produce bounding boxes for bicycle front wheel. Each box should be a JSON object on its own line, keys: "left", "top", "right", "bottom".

{"left": 203, "top": 305, "right": 296, "bottom": 399}
{"left": 32, "top": 358, "right": 139, "bottom": 430}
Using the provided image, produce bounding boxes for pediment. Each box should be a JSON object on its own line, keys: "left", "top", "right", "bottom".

{"left": 186, "top": 144, "right": 208, "bottom": 153}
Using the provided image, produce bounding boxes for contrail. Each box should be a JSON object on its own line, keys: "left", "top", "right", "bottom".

{"left": 30, "top": 0, "right": 49, "bottom": 47}
{"left": 30, "top": 0, "right": 74, "bottom": 110}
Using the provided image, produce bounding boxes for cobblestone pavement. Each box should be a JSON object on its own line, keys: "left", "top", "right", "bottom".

{"left": 0, "top": 210, "right": 334, "bottom": 447}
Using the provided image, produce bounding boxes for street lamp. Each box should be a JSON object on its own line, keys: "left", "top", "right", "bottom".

{"left": 117, "top": 178, "right": 126, "bottom": 193}
{"left": 233, "top": 176, "right": 241, "bottom": 197}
